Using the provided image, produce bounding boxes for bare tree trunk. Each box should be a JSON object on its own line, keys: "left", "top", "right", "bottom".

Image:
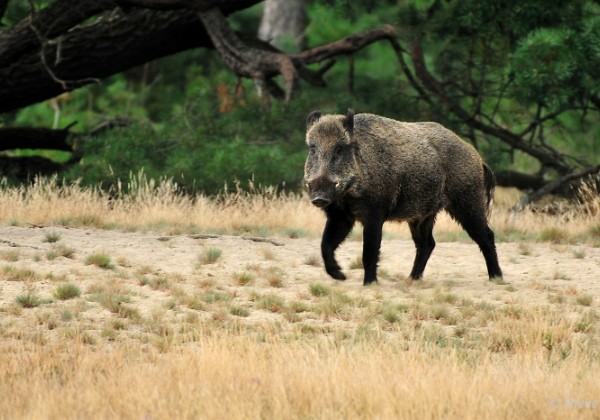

{"left": 0, "top": 0, "right": 262, "bottom": 114}
{"left": 258, "top": 0, "right": 307, "bottom": 51}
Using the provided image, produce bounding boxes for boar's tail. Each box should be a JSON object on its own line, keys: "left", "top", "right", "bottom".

{"left": 483, "top": 163, "right": 496, "bottom": 218}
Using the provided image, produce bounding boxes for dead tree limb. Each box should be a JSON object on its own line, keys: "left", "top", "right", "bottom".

{"left": 0, "top": 1, "right": 262, "bottom": 113}
{"left": 512, "top": 165, "right": 600, "bottom": 212}
{"left": 197, "top": 9, "right": 399, "bottom": 101}
{"left": 405, "top": 37, "right": 573, "bottom": 175}
{"left": 0, "top": 125, "right": 74, "bottom": 151}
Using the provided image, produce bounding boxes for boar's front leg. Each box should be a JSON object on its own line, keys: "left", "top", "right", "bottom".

{"left": 321, "top": 207, "right": 355, "bottom": 281}
{"left": 362, "top": 217, "right": 384, "bottom": 285}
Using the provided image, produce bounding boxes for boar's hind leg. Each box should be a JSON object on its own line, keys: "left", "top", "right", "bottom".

{"left": 322, "top": 208, "right": 355, "bottom": 281}
{"left": 362, "top": 217, "right": 385, "bottom": 285}
{"left": 408, "top": 215, "right": 437, "bottom": 280}
{"left": 447, "top": 205, "right": 503, "bottom": 280}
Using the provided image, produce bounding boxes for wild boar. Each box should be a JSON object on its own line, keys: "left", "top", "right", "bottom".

{"left": 304, "top": 109, "right": 503, "bottom": 285}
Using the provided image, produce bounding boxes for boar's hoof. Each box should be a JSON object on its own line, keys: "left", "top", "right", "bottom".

{"left": 363, "top": 278, "right": 378, "bottom": 286}
{"left": 489, "top": 275, "right": 505, "bottom": 284}
{"left": 311, "top": 197, "right": 331, "bottom": 208}
{"left": 327, "top": 269, "right": 346, "bottom": 281}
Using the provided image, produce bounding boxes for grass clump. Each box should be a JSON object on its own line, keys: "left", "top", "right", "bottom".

{"left": 15, "top": 292, "right": 42, "bottom": 308}
{"left": 199, "top": 247, "right": 222, "bottom": 265}
{"left": 43, "top": 231, "right": 61, "bottom": 243}
{"left": 87, "top": 284, "right": 139, "bottom": 320}
{"left": 284, "top": 228, "right": 307, "bottom": 239}
{"left": 201, "top": 291, "right": 230, "bottom": 304}
{"left": 265, "top": 266, "right": 284, "bottom": 287}
{"left": 303, "top": 254, "right": 321, "bottom": 266}
{"left": 2, "top": 265, "right": 39, "bottom": 282}
{"left": 539, "top": 227, "right": 570, "bottom": 244}
{"left": 576, "top": 295, "right": 593, "bottom": 306}
{"left": 309, "top": 282, "right": 330, "bottom": 297}
{"left": 572, "top": 248, "right": 586, "bottom": 259}
{"left": 85, "top": 252, "right": 113, "bottom": 269}
{"left": 517, "top": 242, "right": 532, "bottom": 256}
{"left": 260, "top": 248, "right": 276, "bottom": 260}
{"left": 230, "top": 305, "right": 250, "bottom": 317}
{"left": 47, "top": 244, "right": 76, "bottom": 260}
{"left": 289, "top": 300, "right": 310, "bottom": 313}
{"left": 382, "top": 307, "right": 401, "bottom": 323}
{"left": 53, "top": 283, "right": 81, "bottom": 300}
{"left": 1, "top": 250, "right": 20, "bottom": 262}
{"left": 255, "top": 293, "right": 286, "bottom": 313}
{"left": 149, "top": 276, "right": 171, "bottom": 291}
{"left": 233, "top": 271, "right": 255, "bottom": 286}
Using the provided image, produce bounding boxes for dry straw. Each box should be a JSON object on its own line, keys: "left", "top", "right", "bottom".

{"left": 0, "top": 174, "right": 599, "bottom": 419}
{"left": 0, "top": 174, "right": 598, "bottom": 243}
{"left": 0, "top": 330, "right": 598, "bottom": 419}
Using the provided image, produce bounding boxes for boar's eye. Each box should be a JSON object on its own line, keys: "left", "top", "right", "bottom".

{"left": 309, "top": 145, "right": 316, "bottom": 155}
{"left": 334, "top": 144, "right": 344, "bottom": 156}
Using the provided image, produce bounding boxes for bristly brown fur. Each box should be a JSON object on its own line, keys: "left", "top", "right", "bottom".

{"left": 304, "top": 110, "right": 503, "bottom": 284}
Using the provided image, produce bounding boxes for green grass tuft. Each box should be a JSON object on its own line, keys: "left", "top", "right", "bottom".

{"left": 199, "top": 247, "right": 222, "bottom": 265}
{"left": 53, "top": 283, "right": 81, "bottom": 300}
{"left": 2, "top": 265, "right": 39, "bottom": 281}
{"left": 233, "top": 271, "right": 255, "bottom": 286}
{"left": 576, "top": 295, "right": 593, "bottom": 306}
{"left": 539, "top": 227, "right": 570, "bottom": 244}
{"left": 85, "top": 252, "right": 114, "bottom": 269}
{"left": 15, "top": 292, "right": 42, "bottom": 308}
{"left": 309, "top": 282, "right": 330, "bottom": 297}
{"left": 47, "top": 244, "right": 76, "bottom": 260}
{"left": 230, "top": 305, "right": 250, "bottom": 317}
{"left": 43, "top": 231, "right": 62, "bottom": 243}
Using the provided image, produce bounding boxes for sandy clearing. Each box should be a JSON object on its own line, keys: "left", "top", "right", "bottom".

{"left": 1, "top": 225, "right": 598, "bottom": 313}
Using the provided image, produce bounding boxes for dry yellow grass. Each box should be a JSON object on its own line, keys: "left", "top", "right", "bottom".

{"left": 0, "top": 175, "right": 598, "bottom": 243}
{"left": 0, "top": 175, "right": 599, "bottom": 419}
{"left": 1, "top": 332, "right": 598, "bottom": 419}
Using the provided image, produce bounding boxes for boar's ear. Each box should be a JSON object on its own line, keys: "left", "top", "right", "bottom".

{"left": 343, "top": 108, "right": 355, "bottom": 136}
{"left": 306, "top": 110, "right": 322, "bottom": 129}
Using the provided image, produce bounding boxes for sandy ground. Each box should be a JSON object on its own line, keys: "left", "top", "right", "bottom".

{"left": 1, "top": 225, "right": 599, "bottom": 320}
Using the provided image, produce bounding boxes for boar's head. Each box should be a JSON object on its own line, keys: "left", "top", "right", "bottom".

{"left": 304, "top": 109, "right": 357, "bottom": 208}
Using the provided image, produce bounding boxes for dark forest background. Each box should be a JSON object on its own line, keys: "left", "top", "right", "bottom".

{"left": 1, "top": 0, "right": 599, "bottom": 203}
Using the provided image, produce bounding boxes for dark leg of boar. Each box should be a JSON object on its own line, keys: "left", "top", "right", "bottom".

{"left": 447, "top": 205, "right": 503, "bottom": 280}
{"left": 408, "top": 215, "right": 437, "bottom": 280}
{"left": 362, "top": 217, "right": 385, "bottom": 285}
{"left": 322, "top": 206, "right": 355, "bottom": 280}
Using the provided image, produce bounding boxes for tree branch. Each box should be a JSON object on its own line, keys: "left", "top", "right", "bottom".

{"left": 0, "top": 0, "right": 113, "bottom": 68}
{"left": 0, "top": 126, "right": 74, "bottom": 151}
{"left": 0, "top": 0, "right": 262, "bottom": 113}
{"left": 197, "top": 11, "right": 400, "bottom": 102}
{"left": 291, "top": 24, "right": 398, "bottom": 65}
{"left": 405, "top": 37, "right": 573, "bottom": 175}
{"left": 512, "top": 165, "right": 600, "bottom": 211}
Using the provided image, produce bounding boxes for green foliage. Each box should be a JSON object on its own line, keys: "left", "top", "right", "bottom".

{"left": 399, "top": 0, "right": 600, "bottom": 168}
{"left": 66, "top": 87, "right": 311, "bottom": 193}
{"left": 8, "top": 0, "right": 600, "bottom": 191}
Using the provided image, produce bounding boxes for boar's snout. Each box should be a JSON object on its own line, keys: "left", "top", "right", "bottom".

{"left": 310, "top": 196, "right": 331, "bottom": 208}
{"left": 306, "top": 177, "right": 337, "bottom": 209}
